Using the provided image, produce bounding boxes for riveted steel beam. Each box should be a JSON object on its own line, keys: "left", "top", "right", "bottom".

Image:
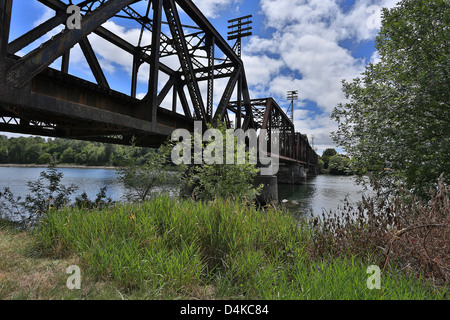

{"left": 79, "top": 37, "right": 109, "bottom": 89}
{"left": 164, "top": 0, "right": 206, "bottom": 123}
{"left": 7, "top": 0, "right": 136, "bottom": 88}
{"left": 148, "top": 0, "right": 163, "bottom": 124}
{"left": 8, "top": 11, "right": 68, "bottom": 55}
{"left": 0, "top": 0, "right": 12, "bottom": 61}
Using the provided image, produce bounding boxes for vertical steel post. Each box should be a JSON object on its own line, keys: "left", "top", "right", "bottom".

{"left": 61, "top": 50, "right": 70, "bottom": 74}
{"left": 148, "top": 0, "right": 163, "bottom": 124}
{"left": 0, "top": 0, "right": 12, "bottom": 62}
{"left": 206, "top": 35, "right": 215, "bottom": 123}
{"left": 131, "top": 53, "right": 140, "bottom": 98}
{"left": 172, "top": 82, "right": 178, "bottom": 113}
{"left": 236, "top": 74, "right": 242, "bottom": 129}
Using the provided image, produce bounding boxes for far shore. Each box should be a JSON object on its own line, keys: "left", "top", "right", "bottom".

{"left": 0, "top": 164, "right": 117, "bottom": 170}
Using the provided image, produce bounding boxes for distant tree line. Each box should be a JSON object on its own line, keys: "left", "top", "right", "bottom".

{"left": 0, "top": 135, "right": 156, "bottom": 166}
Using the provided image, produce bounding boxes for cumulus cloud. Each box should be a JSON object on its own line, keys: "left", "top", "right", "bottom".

{"left": 191, "top": 0, "right": 242, "bottom": 18}
{"left": 241, "top": 0, "right": 398, "bottom": 153}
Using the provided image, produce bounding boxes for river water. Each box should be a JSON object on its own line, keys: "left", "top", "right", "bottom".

{"left": 0, "top": 166, "right": 125, "bottom": 202}
{"left": 0, "top": 167, "right": 372, "bottom": 219}
{"left": 278, "top": 175, "right": 373, "bottom": 218}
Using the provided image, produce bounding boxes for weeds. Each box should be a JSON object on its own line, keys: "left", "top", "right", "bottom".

{"left": 0, "top": 165, "right": 114, "bottom": 228}
{"left": 310, "top": 176, "right": 449, "bottom": 290}
{"left": 33, "top": 196, "right": 444, "bottom": 300}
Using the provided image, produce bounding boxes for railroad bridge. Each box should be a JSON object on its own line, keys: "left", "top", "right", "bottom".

{"left": 0, "top": 0, "right": 318, "bottom": 191}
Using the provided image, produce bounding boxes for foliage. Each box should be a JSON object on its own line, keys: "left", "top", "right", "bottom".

{"left": 331, "top": 0, "right": 450, "bottom": 198}
{"left": 186, "top": 120, "right": 262, "bottom": 202}
{"left": 311, "top": 176, "right": 449, "bottom": 288}
{"left": 35, "top": 196, "right": 445, "bottom": 300}
{"left": 321, "top": 148, "right": 338, "bottom": 170}
{"left": 328, "top": 154, "right": 353, "bottom": 175}
{"left": 74, "top": 187, "right": 114, "bottom": 210}
{"left": 0, "top": 165, "right": 113, "bottom": 227}
{"left": 115, "top": 141, "right": 185, "bottom": 203}
{"left": 0, "top": 135, "right": 157, "bottom": 167}
{"left": 21, "top": 164, "right": 78, "bottom": 217}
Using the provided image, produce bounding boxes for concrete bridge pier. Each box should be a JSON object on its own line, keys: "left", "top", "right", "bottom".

{"left": 254, "top": 175, "right": 278, "bottom": 205}
{"left": 276, "top": 163, "right": 307, "bottom": 185}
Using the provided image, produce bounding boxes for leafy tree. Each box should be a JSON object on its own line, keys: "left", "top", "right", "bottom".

{"left": 322, "top": 148, "right": 338, "bottom": 169}
{"left": 328, "top": 155, "right": 352, "bottom": 176}
{"left": 0, "top": 146, "right": 8, "bottom": 163}
{"left": 22, "top": 164, "right": 78, "bottom": 216}
{"left": 116, "top": 141, "right": 182, "bottom": 202}
{"left": 317, "top": 157, "right": 325, "bottom": 173}
{"left": 7, "top": 138, "right": 26, "bottom": 163}
{"left": 332, "top": 0, "right": 450, "bottom": 198}
{"left": 38, "top": 153, "right": 52, "bottom": 164}
{"left": 60, "top": 147, "right": 77, "bottom": 164}
{"left": 186, "top": 120, "right": 262, "bottom": 202}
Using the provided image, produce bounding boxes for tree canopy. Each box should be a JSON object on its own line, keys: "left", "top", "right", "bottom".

{"left": 332, "top": 0, "right": 449, "bottom": 198}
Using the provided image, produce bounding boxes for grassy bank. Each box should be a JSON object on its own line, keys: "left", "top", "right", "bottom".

{"left": 1, "top": 196, "right": 445, "bottom": 300}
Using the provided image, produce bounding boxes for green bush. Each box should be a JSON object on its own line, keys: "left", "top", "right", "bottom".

{"left": 186, "top": 120, "right": 262, "bottom": 202}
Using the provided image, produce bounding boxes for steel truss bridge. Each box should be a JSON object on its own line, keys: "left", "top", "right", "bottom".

{"left": 0, "top": 0, "right": 318, "bottom": 172}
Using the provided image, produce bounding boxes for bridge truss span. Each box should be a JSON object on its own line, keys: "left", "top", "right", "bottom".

{"left": 0, "top": 0, "right": 318, "bottom": 170}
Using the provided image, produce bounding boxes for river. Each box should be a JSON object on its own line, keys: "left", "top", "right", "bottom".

{"left": 0, "top": 166, "right": 372, "bottom": 219}
{"left": 0, "top": 166, "right": 125, "bottom": 202}
{"left": 278, "top": 175, "right": 373, "bottom": 218}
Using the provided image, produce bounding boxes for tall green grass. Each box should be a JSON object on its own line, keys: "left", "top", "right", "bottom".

{"left": 35, "top": 195, "right": 445, "bottom": 299}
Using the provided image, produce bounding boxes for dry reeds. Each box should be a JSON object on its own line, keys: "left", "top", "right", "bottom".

{"left": 310, "top": 175, "right": 449, "bottom": 288}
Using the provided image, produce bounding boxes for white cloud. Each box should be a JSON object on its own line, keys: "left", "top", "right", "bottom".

{"left": 191, "top": 0, "right": 241, "bottom": 18}
{"left": 242, "top": 0, "right": 398, "bottom": 151}
{"left": 33, "top": 7, "right": 54, "bottom": 27}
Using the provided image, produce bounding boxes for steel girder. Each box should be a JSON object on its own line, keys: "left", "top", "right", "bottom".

{"left": 0, "top": 0, "right": 254, "bottom": 146}
{"left": 229, "top": 98, "right": 317, "bottom": 166}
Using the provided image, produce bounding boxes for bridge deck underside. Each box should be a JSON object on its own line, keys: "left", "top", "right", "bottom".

{"left": 0, "top": 66, "right": 194, "bottom": 147}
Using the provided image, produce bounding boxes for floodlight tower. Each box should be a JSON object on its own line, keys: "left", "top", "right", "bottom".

{"left": 287, "top": 90, "right": 298, "bottom": 125}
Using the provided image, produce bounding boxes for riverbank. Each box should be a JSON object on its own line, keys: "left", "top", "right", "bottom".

{"left": 1, "top": 196, "right": 447, "bottom": 300}
{"left": 0, "top": 164, "right": 117, "bottom": 170}
{"left": 0, "top": 220, "right": 120, "bottom": 299}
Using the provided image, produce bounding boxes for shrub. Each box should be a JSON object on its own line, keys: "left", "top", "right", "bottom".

{"left": 310, "top": 176, "right": 450, "bottom": 288}
{"left": 186, "top": 120, "right": 262, "bottom": 202}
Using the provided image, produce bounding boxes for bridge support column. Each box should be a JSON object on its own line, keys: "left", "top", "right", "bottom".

{"left": 276, "top": 163, "right": 307, "bottom": 185}
{"left": 0, "top": 0, "right": 12, "bottom": 70}
{"left": 254, "top": 175, "right": 278, "bottom": 205}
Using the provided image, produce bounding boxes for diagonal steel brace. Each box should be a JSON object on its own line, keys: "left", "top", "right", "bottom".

{"left": 7, "top": 0, "right": 136, "bottom": 88}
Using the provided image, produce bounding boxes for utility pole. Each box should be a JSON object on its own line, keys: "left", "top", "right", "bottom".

{"left": 228, "top": 15, "right": 252, "bottom": 128}
{"left": 227, "top": 15, "right": 252, "bottom": 58}
{"left": 287, "top": 90, "right": 298, "bottom": 125}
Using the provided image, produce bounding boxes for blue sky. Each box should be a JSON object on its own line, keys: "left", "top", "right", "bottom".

{"left": 4, "top": 0, "right": 399, "bottom": 155}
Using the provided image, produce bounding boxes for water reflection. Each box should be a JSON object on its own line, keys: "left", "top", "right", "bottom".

{"left": 278, "top": 175, "right": 373, "bottom": 219}
{"left": 0, "top": 167, "right": 372, "bottom": 221}
{"left": 0, "top": 166, "right": 125, "bottom": 202}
